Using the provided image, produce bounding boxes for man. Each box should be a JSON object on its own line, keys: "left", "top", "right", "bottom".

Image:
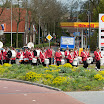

{"left": 94, "top": 48, "right": 102, "bottom": 70}
{"left": 64, "top": 47, "right": 70, "bottom": 63}
{"left": 74, "top": 47, "right": 79, "bottom": 58}
{"left": 81, "top": 48, "right": 88, "bottom": 68}
{"left": 3, "top": 48, "right": 9, "bottom": 64}
{"left": 68, "top": 49, "right": 74, "bottom": 65}
{"left": 28, "top": 49, "right": 33, "bottom": 65}
{"left": 40, "top": 48, "right": 47, "bottom": 66}
{"left": 10, "top": 48, "right": 16, "bottom": 64}
{"left": 17, "top": 49, "right": 25, "bottom": 64}
{"left": 0, "top": 50, "right": 2, "bottom": 65}
{"left": 55, "top": 48, "right": 62, "bottom": 66}
{"left": 46, "top": 47, "right": 52, "bottom": 65}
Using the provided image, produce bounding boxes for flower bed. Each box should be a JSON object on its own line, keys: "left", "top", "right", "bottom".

{"left": 0, "top": 63, "right": 104, "bottom": 91}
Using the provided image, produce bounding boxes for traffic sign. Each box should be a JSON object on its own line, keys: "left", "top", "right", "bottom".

{"left": 46, "top": 34, "right": 53, "bottom": 41}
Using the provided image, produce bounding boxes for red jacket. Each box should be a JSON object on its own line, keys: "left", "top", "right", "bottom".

{"left": 55, "top": 51, "right": 62, "bottom": 62}
{"left": 11, "top": 57, "right": 16, "bottom": 60}
{"left": 81, "top": 51, "right": 87, "bottom": 61}
{"left": 46, "top": 49, "right": 52, "bottom": 58}
{"left": 40, "top": 52, "right": 46, "bottom": 62}
{"left": 28, "top": 52, "right": 33, "bottom": 60}
{"left": 3, "top": 51, "right": 9, "bottom": 60}
{"left": 24, "top": 50, "right": 28, "bottom": 58}
{"left": 64, "top": 50, "right": 70, "bottom": 59}
{"left": 86, "top": 51, "right": 90, "bottom": 57}
{"left": 0, "top": 52, "right": 2, "bottom": 60}
{"left": 17, "top": 52, "right": 25, "bottom": 59}
{"left": 74, "top": 50, "right": 79, "bottom": 58}
{"left": 94, "top": 51, "right": 101, "bottom": 61}
{"left": 68, "top": 53, "right": 74, "bottom": 63}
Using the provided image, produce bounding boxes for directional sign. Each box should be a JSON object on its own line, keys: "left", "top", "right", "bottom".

{"left": 46, "top": 34, "right": 53, "bottom": 41}
{"left": 60, "top": 36, "right": 75, "bottom": 49}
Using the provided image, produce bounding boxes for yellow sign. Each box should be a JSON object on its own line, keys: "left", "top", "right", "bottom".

{"left": 46, "top": 34, "right": 53, "bottom": 41}
{"left": 60, "top": 22, "right": 99, "bottom": 29}
{"left": 79, "top": 48, "right": 83, "bottom": 56}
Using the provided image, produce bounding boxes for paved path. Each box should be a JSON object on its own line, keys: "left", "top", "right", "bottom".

{"left": 0, "top": 80, "right": 83, "bottom": 104}
{"left": 65, "top": 91, "right": 104, "bottom": 104}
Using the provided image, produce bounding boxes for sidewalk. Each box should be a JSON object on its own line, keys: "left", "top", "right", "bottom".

{"left": 65, "top": 91, "right": 104, "bottom": 104}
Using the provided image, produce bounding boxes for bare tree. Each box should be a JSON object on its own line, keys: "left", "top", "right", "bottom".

{"left": 12, "top": 0, "right": 26, "bottom": 48}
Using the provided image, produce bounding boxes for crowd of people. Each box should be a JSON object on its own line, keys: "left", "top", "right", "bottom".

{"left": 0, "top": 46, "right": 102, "bottom": 70}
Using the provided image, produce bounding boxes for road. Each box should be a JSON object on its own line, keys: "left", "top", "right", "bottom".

{"left": 0, "top": 80, "right": 83, "bottom": 104}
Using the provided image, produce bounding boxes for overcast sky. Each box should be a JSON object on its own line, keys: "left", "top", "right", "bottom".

{"left": 57, "top": 0, "right": 87, "bottom": 3}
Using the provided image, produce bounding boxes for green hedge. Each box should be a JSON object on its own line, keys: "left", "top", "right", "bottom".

{"left": 34, "top": 42, "right": 55, "bottom": 48}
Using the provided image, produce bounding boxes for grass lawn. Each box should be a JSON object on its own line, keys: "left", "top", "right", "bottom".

{"left": 0, "top": 63, "right": 104, "bottom": 91}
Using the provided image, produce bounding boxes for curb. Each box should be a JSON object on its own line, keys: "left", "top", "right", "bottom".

{"left": 0, "top": 78, "right": 61, "bottom": 91}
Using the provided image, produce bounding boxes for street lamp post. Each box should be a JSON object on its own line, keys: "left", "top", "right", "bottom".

{"left": 11, "top": 0, "right": 12, "bottom": 47}
{"left": 38, "top": 17, "right": 40, "bottom": 44}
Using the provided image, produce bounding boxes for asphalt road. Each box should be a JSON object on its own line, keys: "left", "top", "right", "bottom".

{"left": 0, "top": 80, "right": 83, "bottom": 104}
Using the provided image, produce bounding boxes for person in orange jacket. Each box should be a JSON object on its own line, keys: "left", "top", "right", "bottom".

{"left": 94, "top": 48, "right": 102, "bottom": 70}
{"left": 64, "top": 47, "right": 70, "bottom": 63}
{"left": 55, "top": 48, "right": 62, "bottom": 66}
{"left": 81, "top": 48, "right": 88, "bottom": 68}
{"left": 68, "top": 49, "right": 74, "bottom": 65}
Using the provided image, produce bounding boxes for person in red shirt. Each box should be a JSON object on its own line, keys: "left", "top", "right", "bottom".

{"left": 39, "top": 48, "right": 47, "bottom": 66}
{"left": 10, "top": 48, "right": 16, "bottom": 64}
{"left": 46, "top": 47, "right": 52, "bottom": 65}
{"left": 81, "top": 48, "right": 88, "bottom": 68}
{"left": 55, "top": 48, "right": 62, "bottom": 66}
{"left": 17, "top": 49, "right": 25, "bottom": 64}
{"left": 3, "top": 48, "right": 9, "bottom": 64}
{"left": 74, "top": 47, "right": 79, "bottom": 58}
{"left": 24, "top": 48, "right": 29, "bottom": 64}
{"left": 94, "top": 48, "right": 102, "bottom": 70}
{"left": 0, "top": 50, "right": 2, "bottom": 65}
{"left": 64, "top": 47, "right": 70, "bottom": 63}
{"left": 28, "top": 49, "right": 33, "bottom": 65}
{"left": 68, "top": 49, "right": 74, "bottom": 65}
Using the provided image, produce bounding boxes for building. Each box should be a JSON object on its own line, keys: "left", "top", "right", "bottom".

{"left": 0, "top": 8, "right": 31, "bottom": 47}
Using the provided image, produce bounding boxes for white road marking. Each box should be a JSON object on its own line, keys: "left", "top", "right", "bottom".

{"left": 3, "top": 87, "right": 8, "bottom": 88}
{"left": 32, "top": 100, "right": 36, "bottom": 102}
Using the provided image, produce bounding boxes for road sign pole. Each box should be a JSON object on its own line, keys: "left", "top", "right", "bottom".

{"left": 49, "top": 40, "right": 50, "bottom": 48}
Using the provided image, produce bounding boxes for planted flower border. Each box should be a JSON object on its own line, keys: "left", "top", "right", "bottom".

{"left": 0, "top": 63, "right": 104, "bottom": 91}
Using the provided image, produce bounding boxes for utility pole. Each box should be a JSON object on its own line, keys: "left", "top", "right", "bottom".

{"left": 88, "top": 1, "right": 90, "bottom": 48}
{"left": 11, "top": 0, "right": 12, "bottom": 47}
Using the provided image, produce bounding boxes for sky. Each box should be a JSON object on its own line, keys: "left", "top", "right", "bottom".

{"left": 57, "top": 0, "right": 87, "bottom": 3}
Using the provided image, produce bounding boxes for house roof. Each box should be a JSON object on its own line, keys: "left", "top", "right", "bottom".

{"left": 0, "top": 8, "right": 28, "bottom": 33}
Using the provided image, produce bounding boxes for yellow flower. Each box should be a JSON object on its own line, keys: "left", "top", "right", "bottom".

{"left": 99, "top": 71, "right": 104, "bottom": 76}
{"left": 94, "top": 74, "right": 104, "bottom": 81}
{"left": 52, "top": 76, "right": 67, "bottom": 86}
{"left": 3, "top": 63, "right": 12, "bottom": 67}
{"left": 63, "top": 63, "right": 72, "bottom": 68}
